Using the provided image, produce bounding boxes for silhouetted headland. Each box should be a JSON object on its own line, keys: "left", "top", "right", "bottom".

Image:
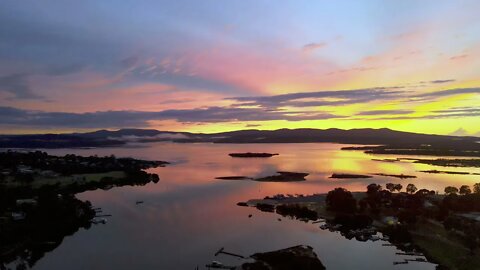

{"left": 0, "top": 150, "right": 167, "bottom": 268}
{"left": 2, "top": 128, "right": 480, "bottom": 158}
{"left": 413, "top": 158, "right": 480, "bottom": 168}
{"left": 419, "top": 169, "right": 471, "bottom": 175}
{"left": 0, "top": 150, "right": 166, "bottom": 194}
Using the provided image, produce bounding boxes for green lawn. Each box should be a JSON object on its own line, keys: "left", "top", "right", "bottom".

{"left": 4, "top": 171, "right": 127, "bottom": 189}
{"left": 412, "top": 219, "right": 480, "bottom": 270}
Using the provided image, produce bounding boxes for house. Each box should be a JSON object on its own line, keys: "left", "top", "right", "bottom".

{"left": 39, "top": 170, "right": 59, "bottom": 178}
{"left": 72, "top": 175, "right": 87, "bottom": 183}
{"left": 16, "top": 199, "right": 38, "bottom": 206}
{"left": 11, "top": 211, "right": 26, "bottom": 221}
{"left": 383, "top": 216, "right": 399, "bottom": 226}
{"left": 17, "top": 165, "right": 34, "bottom": 174}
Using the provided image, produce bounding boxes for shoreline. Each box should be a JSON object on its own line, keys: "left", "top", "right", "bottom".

{"left": 240, "top": 190, "right": 480, "bottom": 270}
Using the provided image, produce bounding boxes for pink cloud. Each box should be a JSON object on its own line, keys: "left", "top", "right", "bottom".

{"left": 172, "top": 42, "right": 344, "bottom": 94}
{"left": 302, "top": 42, "right": 327, "bottom": 52}
{"left": 450, "top": 54, "right": 468, "bottom": 60}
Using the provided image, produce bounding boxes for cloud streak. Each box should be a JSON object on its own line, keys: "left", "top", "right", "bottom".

{"left": 356, "top": 110, "right": 413, "bottom": 116}
{"left": 0, "top": 106, "right": 342, "bottom": 129}
{"left": 302, "top": 42, "right": 327, "bottom": 52}
{"left": 0, "top": 73, "right": 44, "bottom": 100}
{"left": 429, "top": 79, "right": 456, "bottom": 84}
{"left": 415, "top": 88, "right": 480, "bottom": 98}
{"left": 229, "top": 87, "right": 406, "bottom": 108}
{"left": 1, "top": 84, "right": 480, "bottom": 131}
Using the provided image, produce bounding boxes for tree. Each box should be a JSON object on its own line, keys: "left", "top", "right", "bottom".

{"left": 415, "top": 189, "right": 432, "bottom": 196}
{"left": 459, "top": 185, "right": 472, "bottom": 195}
{"left": 367, "top": 183, "right": 382, "bottom": 194}
{"left": 473, "top": 183, "right": 480, "bottom": 194}
{"left": 366, "top": 183, "right": 383, "bottom": 212}
{"left": 406, "top": 184, "right": 417, "bottom": 194}
{"left": 444, "top": 186, "right": 459, "bottom": 195}
{"left": 386, "top": 183, "right": 396, "bottom": 192}
{"left": 386, "top": 183, "right": 402, "bottom": 193}
{"left": 326, "top": 188, "right": 357, "bottom": 213}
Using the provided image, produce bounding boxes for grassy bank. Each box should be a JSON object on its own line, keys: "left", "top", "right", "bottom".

{"left": 4, "top": 171, "right": 127, "bottom": 189}
{"left": 412, "top": 219, "right": 480, "bottom": 270}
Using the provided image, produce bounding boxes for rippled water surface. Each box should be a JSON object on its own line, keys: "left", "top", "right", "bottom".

{"left": 31, "top": 143, "right": 480, "bottom": 269}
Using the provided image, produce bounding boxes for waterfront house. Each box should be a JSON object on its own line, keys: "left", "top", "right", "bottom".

{"left": 11, "top": 211, "right": 26, "bottom": 221}
{"left": 383, "top": 216, "right": 399, "bottom": 226}
{"left": 17, "top": 165, "right": 34, "bottom": 174}
{"left": 16, "top": 199, "right": 38, "bottom": 206}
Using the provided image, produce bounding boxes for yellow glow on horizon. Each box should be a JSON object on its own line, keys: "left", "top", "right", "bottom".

{"left": 411, "top": 94, "right": 475, "bottom": 118}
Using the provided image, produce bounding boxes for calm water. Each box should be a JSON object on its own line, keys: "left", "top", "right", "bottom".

{"left": 29, "top": 143, "right": 480, "bottom": 269}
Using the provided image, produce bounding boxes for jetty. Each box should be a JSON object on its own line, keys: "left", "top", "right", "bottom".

{"left": 215, "top": 247, "right": 245, "bottom": 259}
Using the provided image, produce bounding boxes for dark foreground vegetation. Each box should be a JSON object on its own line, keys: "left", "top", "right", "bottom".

{"left": 0, "top": 151, "right": 166, "bottom": 269}
{"left": 325, "top": 182, "right": 480, "bottom": 269}
{"left": 0, "top": 194, "right": 95, "bottom": 270}
{"left": 242, "top": 181, "right": 480, "bottom": 270}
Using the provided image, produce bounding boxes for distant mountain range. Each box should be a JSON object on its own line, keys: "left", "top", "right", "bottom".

{"left": 1, "top": 128, "right": 479, "bottom": 156}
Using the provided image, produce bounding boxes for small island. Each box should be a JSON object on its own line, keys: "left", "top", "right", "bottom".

{"left": 215, "top": 176, "right": 252, "bottom": 180}
{"left": 229, "top": 152, "right": 279, "bottom": 158}
{"left": 255, "top": 171, "right": 309, "bottom": 182}
{"left": 215, "top": 171, "right": 309, "bottom": 182}
{"left": 372, "top": 173, "right": 417, "bottom": 179}
{"left": 329, "top": 173, "right": 372, "bottom": 179}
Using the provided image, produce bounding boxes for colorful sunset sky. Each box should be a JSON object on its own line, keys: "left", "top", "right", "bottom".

{"left": 0, "top": 1, "right": 479, "bottom": 135}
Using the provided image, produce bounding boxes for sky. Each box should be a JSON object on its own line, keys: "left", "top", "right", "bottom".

{"left": 0, "top": 0, "right": 479, "bottom": 135}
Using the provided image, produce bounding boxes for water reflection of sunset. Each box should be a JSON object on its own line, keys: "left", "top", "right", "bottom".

{"left": 47, "top": 142, "right": 480, "bottom": 195}
{"left": 35, "top": 142, "right": 480, "bottom": 269}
